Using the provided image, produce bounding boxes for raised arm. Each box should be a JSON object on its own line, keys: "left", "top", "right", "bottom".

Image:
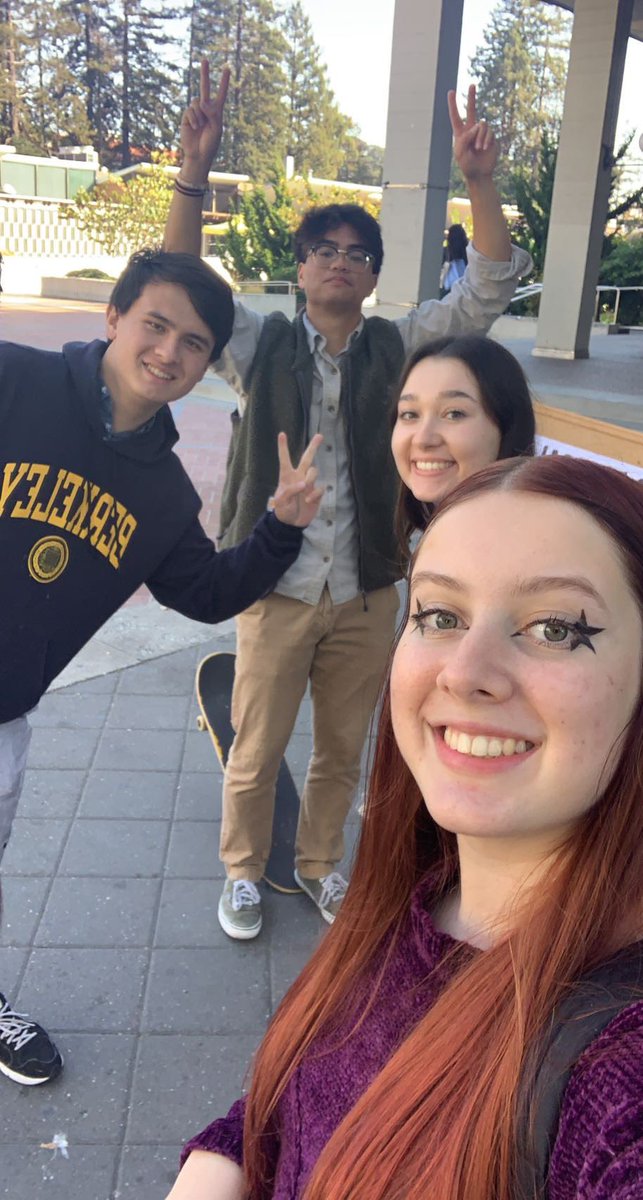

{"left": 448, "top": 84, "right": 511, "bottom": 264}
{"left": 164, "top": 60, "right": 230, "bottom": 256}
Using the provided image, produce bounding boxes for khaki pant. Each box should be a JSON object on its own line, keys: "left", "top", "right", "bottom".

{"left": 220, "top": 585, "right": 399, "bottom": 881}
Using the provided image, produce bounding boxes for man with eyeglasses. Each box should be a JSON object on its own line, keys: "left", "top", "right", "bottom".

{"left": 165, "top": 64, "right": 531, "bottom": 938}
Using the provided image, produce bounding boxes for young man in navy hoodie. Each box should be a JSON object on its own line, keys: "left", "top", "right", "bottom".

{"left": 0, "top": 248, "right": 323, "bottom": 1086}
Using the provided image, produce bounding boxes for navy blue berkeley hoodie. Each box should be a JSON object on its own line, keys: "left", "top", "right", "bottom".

{"left": 0, "top": 338, "right": 303, "bottom": 723}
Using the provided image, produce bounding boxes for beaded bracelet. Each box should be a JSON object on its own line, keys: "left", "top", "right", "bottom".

{"left": 174, "top": 175, "right": 207, "bottom": 197}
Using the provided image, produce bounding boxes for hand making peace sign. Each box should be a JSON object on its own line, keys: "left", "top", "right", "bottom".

{"left": 270, "top": 433, "right": 325, "bottom": 528}
{"left": 448, "top": 84, "right": 499, "bottom": 182}
{"left": 180, "top": 60, "right": 230, "bottom": 179}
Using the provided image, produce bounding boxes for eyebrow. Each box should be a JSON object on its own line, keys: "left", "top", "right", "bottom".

{"left": 317, "top": 239, "right": 369, "bottom": 252}
{"left": 399, "top": 388, "right": 479, "bottom": 404}
{"left": 145, "top": 310, "right": 211, "bottom": 350}
{"left": 410, "top": 570, "right": 608, "bottom": 611}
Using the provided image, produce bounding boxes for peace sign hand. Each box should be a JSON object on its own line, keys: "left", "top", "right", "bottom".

{"left": 180, "top": 60, "right": 230, "bottom": 181}
{"left": 448, "top": 84, "right": 498, "bottom": 182}
{"left": 270, "top": 433, "right": 325, "bottom": 528}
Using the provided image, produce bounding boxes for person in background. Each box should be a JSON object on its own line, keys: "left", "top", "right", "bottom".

{"left": 165, "top": 62, "right": 532, "bottom": 938}
{"left": 440, "top": 222, "right": 468, "bottom": 293}
{"left": 390, "top": 334, "right": 535, "bottom": 544}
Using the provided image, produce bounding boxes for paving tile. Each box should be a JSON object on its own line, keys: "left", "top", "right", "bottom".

{"left": 78, "top": 771, "right": 177, "bottom": 820}
{"left": 126, "top": 1033, "right": 256, "bottom": 1143}
{"left": 270, "top": 942, "right": 318, "bottom": 1010}
{"left": 63, "top": 673, "right": 119, "bottom": 695}
{"left": 117, "top": 1144, "right": 183, "bottom": 1198}
{"left": 292, "top": 702, "right": 313, "bottom": 734}
{"left": 106, "top": 693, "right": 191, "bottom": 731}
{"left": 174, "top": 772, "right": 222, "bottom": 821}
{"left": 262, "top": 887, "right": 327, "bottom": 946}
{"left": 19, "top": 769, "right": 86, "bottom": 819}
{"left": 17, "top": 949, "right": 147, "bottom": 1033}
{"left": 29, "top": 693, "right": 113, "bottom": 729}
{"left": 142, "top": 946, "right": 270, "bottom": 1034}
{"left": 284, "top": 734, "right": 312, "bottom": 776}
{"left": 0, "top": 1143, "right": 118, "bottom": 1200}
{"left": 27, "top": 727, "right": 100, "bottom": 770}
{"left": 59, "top": 819, "right": 169, "bottom": 877}
{"left": 0, "top": 946, "right": 28, "bottom": 995}
{"left": 0, "top": 877, "right": 50, "bottom": 944}
{"left": 94, "top": 729, "right": 185, "bottom": 773}
{"left": 345, "top": 795, "right": 365, "bottom": 825}
{"left": 36, "top": 878, "right": 160, "bottom": 947}
{"left": 154, "top": 879, "right": 230, "bottom": 948}
{"left": 338, "top": 823, "right": 360, "bottom": 873}
{"left": 165, "top": 821, "right": 222, "bottom": 879}
{"left": 1, "top": 819, "right": 69, "bottom": 876}
{"left": 181, "top": 728, "right": 222, "bottom": 772}
{"left": 0, "top": 1032, "right": 136, "bottom": 1143}
{"left": 117, "top": 650, "right": 198, "bottom": 696}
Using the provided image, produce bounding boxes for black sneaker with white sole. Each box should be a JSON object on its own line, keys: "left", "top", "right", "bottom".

{"left": 0, "top": 993, "right": 63, "bottom": 1085}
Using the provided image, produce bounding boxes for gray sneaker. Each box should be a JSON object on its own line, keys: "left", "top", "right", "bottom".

{"left": 218, "top": 879, "right": 262, "bottom": 940}
{"left": 294, "top": 870, "right": 348, "bottom": 924}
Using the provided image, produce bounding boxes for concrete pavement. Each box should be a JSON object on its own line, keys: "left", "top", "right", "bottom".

{"left": 0, "top": 632, "right": 361, "bottom": 1199}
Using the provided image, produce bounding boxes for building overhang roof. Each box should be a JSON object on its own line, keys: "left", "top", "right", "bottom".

{"left": 545, "top": 0, "right": 643, "bottom": 42}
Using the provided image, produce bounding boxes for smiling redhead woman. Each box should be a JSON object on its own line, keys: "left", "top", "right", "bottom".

{"left": 168, "top": 456, "right": 643, "bottom": 1200}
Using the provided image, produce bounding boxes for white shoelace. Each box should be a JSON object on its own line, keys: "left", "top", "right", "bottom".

{"left": 319, "top": 872, "right": 347, "bottom": 909}
{"left": 231, "top": 880, "right": 261, "bottom": 911}
{"left": 0, "top": 997, "right": 38, "bottom": 1050}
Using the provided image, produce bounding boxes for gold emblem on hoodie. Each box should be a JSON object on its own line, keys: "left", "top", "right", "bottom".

{"left": 28, "top": 536, "right": 69, "bottom": 583}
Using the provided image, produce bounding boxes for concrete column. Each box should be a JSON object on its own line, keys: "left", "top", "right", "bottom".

{"left": 377, "top": 0, "right": 464, "bottom": 306}
{"left": 534, "top": 0, "right": 633, "bottom": 359}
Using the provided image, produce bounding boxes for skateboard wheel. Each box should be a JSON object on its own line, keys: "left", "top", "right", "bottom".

{"left": 196, "top": 715, "right": 206, "bottom": 731}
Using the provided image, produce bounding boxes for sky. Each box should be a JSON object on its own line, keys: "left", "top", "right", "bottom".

{"left": 298, "top": 0, "right": 643, "bottom": 159}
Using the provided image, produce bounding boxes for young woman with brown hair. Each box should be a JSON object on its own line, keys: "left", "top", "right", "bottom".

{"left": 390, "top": 333, "right": 536, "bottom": 543}
{"left": 168, "top": 454, "right": 643, "bottom": 1200}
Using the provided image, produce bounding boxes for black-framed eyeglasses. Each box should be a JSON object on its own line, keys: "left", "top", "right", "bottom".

{"left": 307, "top": 242, "right": 374, "bottom": 273}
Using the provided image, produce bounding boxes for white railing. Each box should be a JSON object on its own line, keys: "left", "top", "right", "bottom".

{"left": 593, "top": 285, "right": 643, "bottom": 328}
{"left": 236, "top": 279, "right": 297, "bottom": 295}
{"left": 508, "top": 282, "right": 643, "bottom": 329}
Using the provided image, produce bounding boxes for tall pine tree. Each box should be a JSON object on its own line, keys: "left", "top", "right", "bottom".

{"left": 61, "top": 0, "right": 120, "bottom": 160}
{"left": 187, "top": 0, "right": 287, "bottom": 179}
{"left": 470, "top": 0, "right": 571, "bottom": 198}
{"left": 21, "top": 1, "right": 94, "bottom": 153}
{"left": 0, "top": 0, "right": 29, "bottom": 146}
{"left": 113, "top": 0, "right": 183, "bottom": 167}
{"left": 282, "top": 2, "right": 353, "bottom": 180}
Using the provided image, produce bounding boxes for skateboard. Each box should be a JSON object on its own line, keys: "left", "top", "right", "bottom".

{"left": 195, "top": 651, "right": 302, "bottom": 893}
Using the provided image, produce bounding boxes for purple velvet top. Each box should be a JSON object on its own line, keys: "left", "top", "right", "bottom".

{"left": 182, "top": 881, "right": 643, "bottom": 1198}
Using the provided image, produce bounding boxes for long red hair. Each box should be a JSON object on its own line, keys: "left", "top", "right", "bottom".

{"left": 244, "top": 456, "right": 643, "bottom": 1200}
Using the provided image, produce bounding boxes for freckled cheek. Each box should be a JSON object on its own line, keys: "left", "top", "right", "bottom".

{"left": 555, "top": 677, "right": 627, "bottom": 768}
{"left": 391, "top": 652, "right": 437, "bottom": 728}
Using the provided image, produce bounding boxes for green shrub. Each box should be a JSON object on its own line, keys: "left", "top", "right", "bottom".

{"left": 66, "top": 269, "right": 116, "bottom": 280}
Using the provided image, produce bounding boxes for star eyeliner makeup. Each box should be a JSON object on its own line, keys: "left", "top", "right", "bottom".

{"left": 568, "top": 609, "right": 604, "bottom": 654}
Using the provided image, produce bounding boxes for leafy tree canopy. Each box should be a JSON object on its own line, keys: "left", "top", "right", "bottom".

{"left": 470, "top": 0, "right": 571, "bottom": 200}
{"left": 0, "top": 0, "right": 381, "bottom": 183}
{"left": 64, "top": 152, "right": 174, "bottom": 254}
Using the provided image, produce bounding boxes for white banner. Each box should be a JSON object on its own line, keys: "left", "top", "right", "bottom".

{"left": 535, "top": 434, "right": 643, "bottom": 482}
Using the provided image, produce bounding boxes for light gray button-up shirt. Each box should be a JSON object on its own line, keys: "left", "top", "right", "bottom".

{"left": 212, "top": 243, "right": 532, "bottom": 606}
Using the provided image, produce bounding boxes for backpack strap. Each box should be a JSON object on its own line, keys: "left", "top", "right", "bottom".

{"left": 515, "top": 942, "right": 643, "bottom": 1199}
